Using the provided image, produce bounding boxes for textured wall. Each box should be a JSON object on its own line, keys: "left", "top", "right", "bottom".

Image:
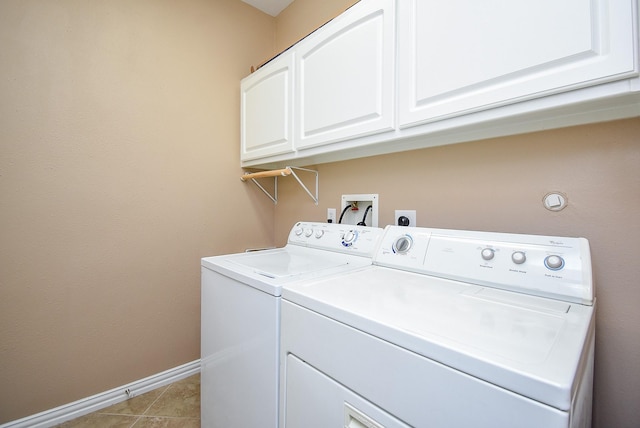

{"left": 274, "top": 1, "right": 640, "bottom": 427}
{"left": 0, "top": 0, "right": 275, "bottom": 422}
{"left": 275, "top": 0, "right": 357, "bottom": 52}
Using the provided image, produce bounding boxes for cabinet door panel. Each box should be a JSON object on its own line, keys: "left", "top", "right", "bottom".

{"left": 296, "top": 0, "right": 394, "bottom": 149}
{"left": 398, "top": 0, "right": 637, "bottom": 127}
{"left": 241, "top": 53, "right": 294, "bottom": 161}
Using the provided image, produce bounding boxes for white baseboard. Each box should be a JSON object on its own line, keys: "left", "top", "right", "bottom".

{"left": 0, "top": 359, "right": 200, "bottom": 428}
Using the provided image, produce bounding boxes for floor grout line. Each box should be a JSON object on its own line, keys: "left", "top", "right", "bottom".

{"left": 141, "top": 384, "right": 171, "bottom": 416}
{"left": 134, "top": 415, "right": 200, "bottom": 420}
{"left": 128, "top": 415, "right": 141, "bottom": 428}
{"left": 53, "top": 375, "right": 200, "bottom": 427}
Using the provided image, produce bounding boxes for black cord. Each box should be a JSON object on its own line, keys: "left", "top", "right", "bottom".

{"left": 338, "top": 204, "right": 352, "bottom": 224}
{"left": 357, "top": 205, "right": 372, "bottom": 226}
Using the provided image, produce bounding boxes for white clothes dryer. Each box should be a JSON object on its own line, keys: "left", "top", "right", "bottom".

{"left": 280, "top": 226, "right": 595, "bottom": 428}
{"left": 201, "top": 221, "right": 383, "bottom": 428}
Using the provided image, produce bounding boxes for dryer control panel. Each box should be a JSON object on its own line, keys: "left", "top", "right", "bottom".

{"left": 375, "top": 226, "right": 593, "bottom": 305}
{"left": 288, "top": 222, "right": 383, "bottom": 257}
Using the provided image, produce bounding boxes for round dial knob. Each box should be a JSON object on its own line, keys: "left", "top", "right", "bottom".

{"left": 393, "top": 235, "right": 413, "bottom": 254}
{"left": 304, "top": 228, "right": 313, "bottom": 237}
{"left": 342, "top": 230, "right": 357, "bottom": 247}
{"left": 545, "top": 255, "right": 565, "bottom": 270}
{"left": 512, "top": 251, "right": 526, "bottom": 264}
{"left": 481, "top": 248, "right": 495, "bottom": 261}
{"left": 314, "top": 229, "right": 324, "bottom": 239}
{"left": 295, "top": 227, "right": 304, "bottom": 236}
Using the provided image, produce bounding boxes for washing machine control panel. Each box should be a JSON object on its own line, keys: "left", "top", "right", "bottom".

{"left": 376, "top": 226, "right": 593, "bottom": 305}
{"left": 288, "top": 222, "right": 383, "bottom": 256}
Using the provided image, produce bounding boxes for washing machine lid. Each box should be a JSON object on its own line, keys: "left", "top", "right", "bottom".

{"left": 201, "top": 221, "right": 384, "bottom": 296}
{"left": 282, "top": 266, "right": 595, "bottom": 411}
{"left": 226, "top": 247, "right": 352, "bottom": 278}
{"left": 202, "top": 245, "right": 372, "bottom": 296}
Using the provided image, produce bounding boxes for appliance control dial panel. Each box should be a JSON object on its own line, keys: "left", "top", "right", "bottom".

{"left": 288, "top": 222, "right": 383, "bottom": 256}
{"left": 375, "top": 226, "right": 593, "bottom": 305}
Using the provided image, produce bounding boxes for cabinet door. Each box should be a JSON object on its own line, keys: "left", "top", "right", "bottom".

{"left": 295, "top": 0, "right": 395, "bottom": 150}
{"left": 240, "top": 52, "right": 294, "bottom": 161}
{"left": 398, "top": 0, "right": 638, "bottom": 128}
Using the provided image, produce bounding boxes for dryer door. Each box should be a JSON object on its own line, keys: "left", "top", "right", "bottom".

{"left": 284, "top": 354, "right": 411, "bottom": 428}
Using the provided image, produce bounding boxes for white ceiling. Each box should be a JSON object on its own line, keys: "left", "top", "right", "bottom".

{"left": 241, "top": 0, "right": 294, "bottom": 16}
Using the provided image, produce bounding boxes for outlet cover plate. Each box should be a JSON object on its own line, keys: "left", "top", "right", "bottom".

{"left": 327, "top": 208, "right": 337, "bottom": 222}
{"left": 395, "top": 210, "right": 416, "bottom": 227}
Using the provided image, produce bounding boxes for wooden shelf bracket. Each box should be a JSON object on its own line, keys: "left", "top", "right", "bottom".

{"left": 241, "top": 166, "right": 318, "bottom": 205}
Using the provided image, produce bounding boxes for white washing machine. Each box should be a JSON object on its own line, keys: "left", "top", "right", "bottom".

{"left": 280, "top": 226, "right": 595, "bottom": 428}
{"left": 201, "top": 221, "right": 383, "bottom": 428}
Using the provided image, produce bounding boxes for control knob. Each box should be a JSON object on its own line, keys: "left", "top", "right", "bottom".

{"left": 393, "top": 235, "right": 413, "bottom": 254}
{"left": 481, "top": 248, "right": 495, "bottom": 261}
{"left": 545, "top": 255, "right": 565, "bottom": 270}
{"left": 304, "top": 228, "right": 313, "bottom": 237}
{"left": 315, "top": 229, "right": 324, "bottom": 239}
{"left": 512, "top": 251, "right": 526, "bottom": 264}
{"left": 342, "top": 230, "right": 358, "bottom": 247}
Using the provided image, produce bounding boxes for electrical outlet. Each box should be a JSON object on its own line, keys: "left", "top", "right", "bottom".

{"left": 395, "top": 210, "right": 416, "bottom": 227}
{"left": 327, "top": 208, "right": 336, "bottom": 223}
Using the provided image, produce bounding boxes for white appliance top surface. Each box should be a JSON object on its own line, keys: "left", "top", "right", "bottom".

{"left": 201, "top": 222, "right": 383, "bottom": 296}
{"left": 282, "top": 265, "right": 594, "bottom": 410}
{"left": 225, "top": 247, "right": 349, "bottom": 278}
{"left": 202, "top": 246, "right": 373, "bottom": 296}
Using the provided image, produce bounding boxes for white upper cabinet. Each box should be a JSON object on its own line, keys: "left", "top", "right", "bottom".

{"left": 241, "top": 52, "right": 294, "bottom": 161}
{"left": 240, "top": 0, "right": 638, "bottom": 168}
{"left": 398, "top": 0, "right": 638, "bottom": 128}
{"left": 294, "top": 0, "right": 395, "bottom": 149}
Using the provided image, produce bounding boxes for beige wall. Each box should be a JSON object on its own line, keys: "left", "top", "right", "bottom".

{"left": 0, "top": 0, "right": 276, "bottom": 423}
{"left": 1, "top": 0, "right": 638, "bottom": 427}
{"left": 275, "top": 0, "right": 356, "bottom": 52}
{"left": 274, "top": 1, "right": 640, "bottom": 428}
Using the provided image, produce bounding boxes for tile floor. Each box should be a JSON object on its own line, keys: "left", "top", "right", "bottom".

{"left": 54, "top": 374, "right": 200, "bottom": 428}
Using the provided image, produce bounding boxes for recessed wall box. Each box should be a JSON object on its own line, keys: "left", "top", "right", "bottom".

{"left": 340, "top": 194, "right": 378, "bottom": 227}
